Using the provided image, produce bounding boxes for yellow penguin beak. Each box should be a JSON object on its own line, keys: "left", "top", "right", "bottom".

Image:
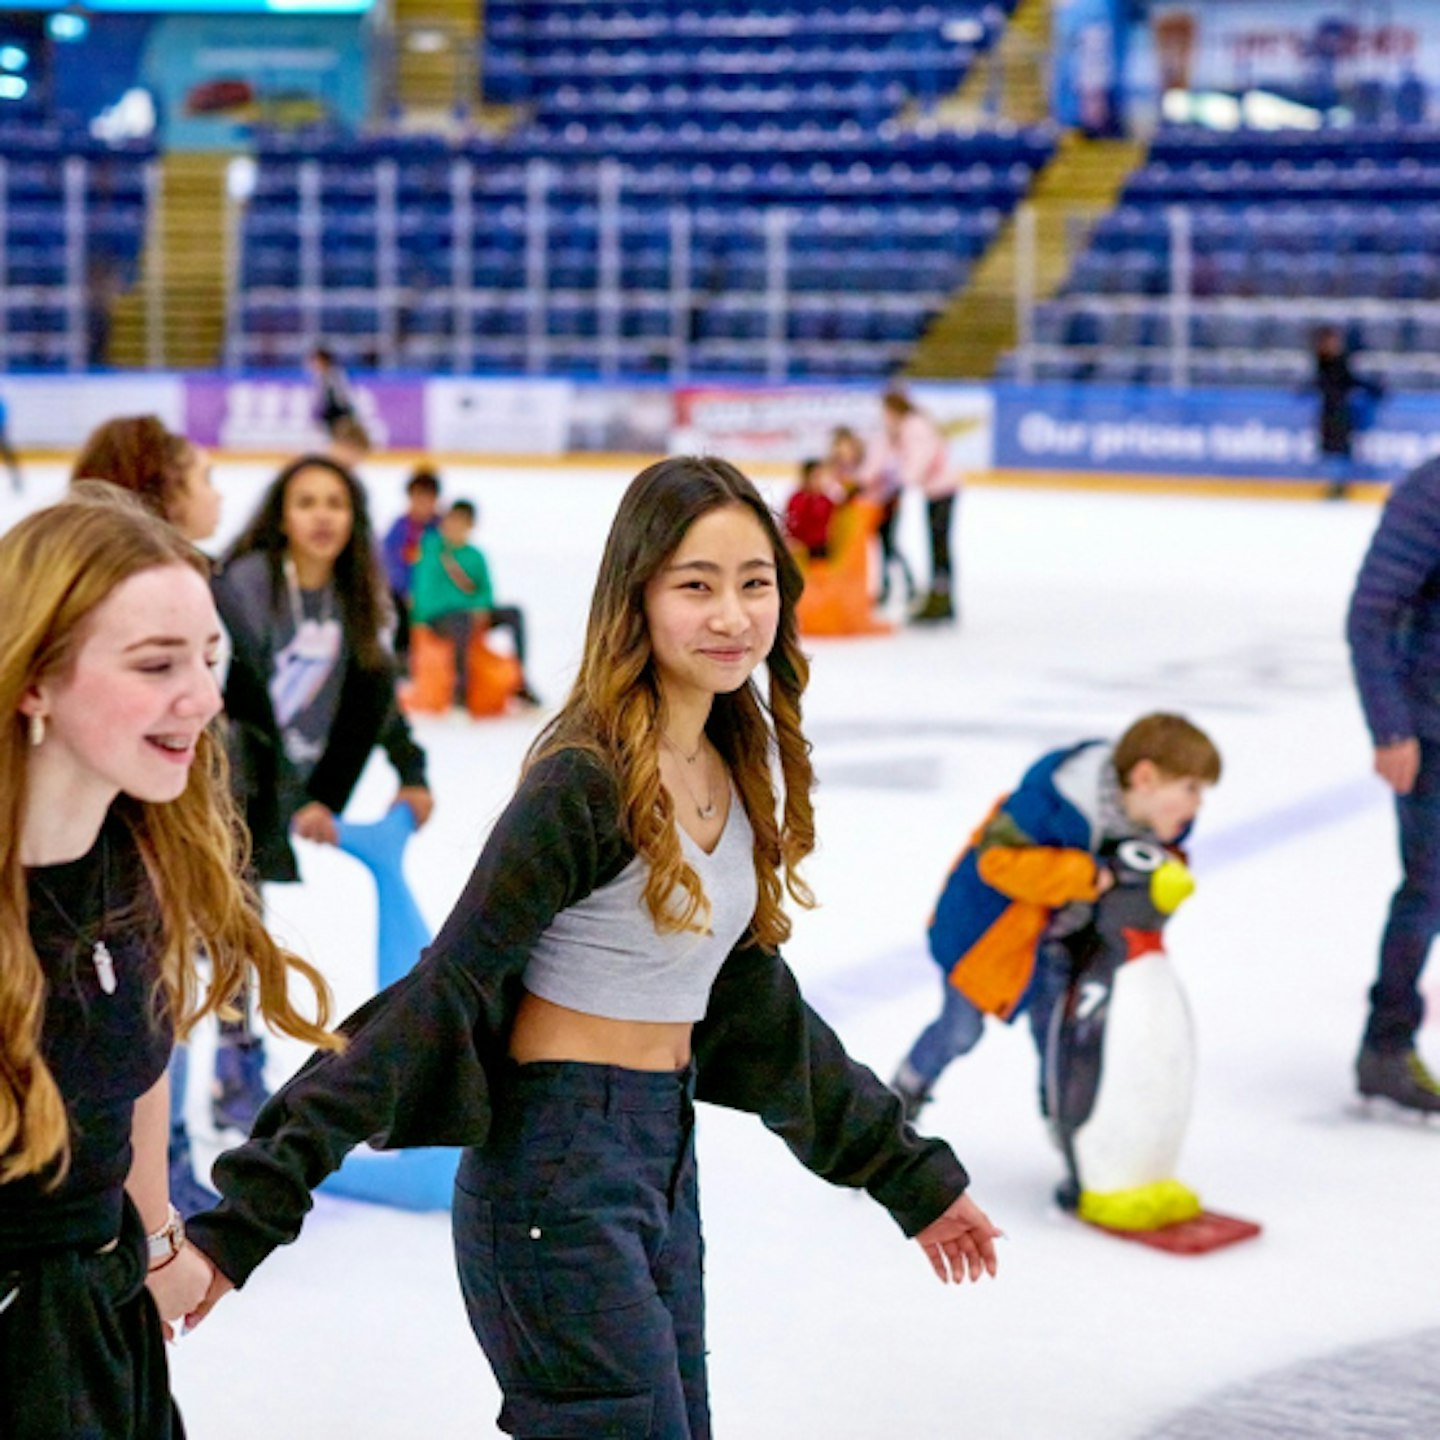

{"left": 1150, "top": 859, "right": 1196, "bottom": 915}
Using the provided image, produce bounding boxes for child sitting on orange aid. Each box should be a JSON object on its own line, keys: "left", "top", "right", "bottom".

{"left": 784, "top": 458, "right": 843, "bottom": 560}
{"left": 410, "top": 500, "right": 540, "bottom": 709}
{"left": 889, "top": 714, "right": 1221, "bottom": 1121}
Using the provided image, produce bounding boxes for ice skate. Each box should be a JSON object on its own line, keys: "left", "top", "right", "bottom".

{"left": 211, "top": 1037, "right": 271, "bottom": 1134}
{"left": 1355, "top": 1047, "right": 1440, "bottom": 1118}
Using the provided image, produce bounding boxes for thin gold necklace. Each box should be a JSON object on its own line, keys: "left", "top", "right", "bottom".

{"left": 660, "top": 733, "right": 716, "bottom": 820}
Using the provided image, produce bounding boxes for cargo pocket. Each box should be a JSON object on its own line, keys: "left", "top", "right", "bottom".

{"left": 498, "top": 1385, "right": 653, "bottom": 1439}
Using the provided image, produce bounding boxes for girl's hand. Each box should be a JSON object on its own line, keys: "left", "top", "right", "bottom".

{"left": 291, "top": 801, "right": 339, "bottom": 845}
{"left": 913, "top": 1192, "right": 1003, "bottom": 1285}
{"left": 396, "top": 785, "right": 434, "bottom": 828}
{"left": 146, "top": 1245, "right": 215, "bottom": 1341}
{"left": 183, "top": 1258, "right": 236, "bottom": 1334}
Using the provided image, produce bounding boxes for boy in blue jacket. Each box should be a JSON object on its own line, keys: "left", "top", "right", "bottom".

{"left": 891, "top": 713, "right": 1221, "bottom": 1121}
{"left": 1347, "top": 455, "right": 1440, "bottom": 1112}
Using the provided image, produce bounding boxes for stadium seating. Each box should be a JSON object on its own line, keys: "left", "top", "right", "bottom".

{"left": 0, "top": 127, "right": 153, "bottom": 372}
{"left": 1007, "top": 125, "right": 1440, "bottom": 390}
{"left": 228, "top": 1, "right": 1056, "bottom": 381}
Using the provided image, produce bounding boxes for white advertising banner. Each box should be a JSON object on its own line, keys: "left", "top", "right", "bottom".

{"left": 424, "top": 378, "right": 575, "bottom": 455}
{"left": 0, "top": 375, "right": 185, "bottom": 449}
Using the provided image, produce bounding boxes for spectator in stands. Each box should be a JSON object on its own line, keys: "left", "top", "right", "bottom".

{"left": 308, "top": 345, "right": 356, "bottom": 439}
{"left": 784, "top": 458, "right": 840, "bottom": 561}
{"left": 381, "top": 467, "right": 442, "bottom": 663}
{"left": 832, "top": 423, "right": 914, "bottom": 607}
{"left": 867, "top": 391, "right": 960, "bottom": 624}
{"left": 210, "top": 455, "right": 432, "bottom": 1132}
{"left": 411, "top": 499, "right": 541, "bottom": 710}
{"left": 1314, "top": 325, "right": 1382, "bottom": 501}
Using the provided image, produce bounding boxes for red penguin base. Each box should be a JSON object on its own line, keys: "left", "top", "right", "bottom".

{"left": 1084, "top": 1209, "right": 1262, "bottom": 1255}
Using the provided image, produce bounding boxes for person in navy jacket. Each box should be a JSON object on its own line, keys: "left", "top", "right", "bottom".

{"left": 1346, "top": 457, "right": 1440, "bottom": 1112}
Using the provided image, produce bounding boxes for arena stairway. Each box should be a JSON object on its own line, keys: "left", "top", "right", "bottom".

{"left": 908, "top": 129, "right": 1145, "bottom": 378}
{"left": 109, "top": 152, "right": 230, "bottom": 369}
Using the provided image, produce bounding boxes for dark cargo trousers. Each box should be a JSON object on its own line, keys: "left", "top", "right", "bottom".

{"left": 0, "top": 1200, "right": 184, "bottom": 1440}
{"left": 454, "top": 1061, "right": 708, "bottom": 1440}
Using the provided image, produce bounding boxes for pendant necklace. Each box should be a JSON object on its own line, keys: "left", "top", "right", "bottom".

{"left": 31, "top": 837, "right": 117, "bottom": 996}
{"left": 661, "top": 732, "right": 716, "bottom": 821}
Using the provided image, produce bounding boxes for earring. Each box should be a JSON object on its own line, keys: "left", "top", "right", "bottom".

{"left": 28, "top": 713, "right": 44, "bottom": 747}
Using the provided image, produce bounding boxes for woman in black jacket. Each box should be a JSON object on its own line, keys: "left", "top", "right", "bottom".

{"left": 184, "top": 457, "right": 998, "bottom": 1439}
{"left": 210, "top": 454, "right": 431, "bottom": 1128}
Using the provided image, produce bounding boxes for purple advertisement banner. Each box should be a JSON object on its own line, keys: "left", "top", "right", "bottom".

{"left": 185, "top": 376, "right": 427, "bottom": 452}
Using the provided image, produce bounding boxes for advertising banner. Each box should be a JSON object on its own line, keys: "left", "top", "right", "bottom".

{"left": 993, "top": 382, "right": 1440, "bottom": 479}
{"left": 671, "top": 383, "right": 994, "bottom": 469}
{"left": 0, "top": 375, "right": 183, "bottom": 448}
{"left": 424, "top": 378, "right": 574, "bottom": 455}
{"left": 1140, "top": 1, "right": 1440, "bottom": 108}
{"left": 185, "top": 376, "right": 426, "bottom": 451}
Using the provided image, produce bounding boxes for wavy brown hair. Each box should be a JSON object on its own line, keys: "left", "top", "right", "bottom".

{"left": 71, "top": 415, "right": 195, "bottom": 524}
{"left": 531, "top": 456, "right": 816, "bottom": 950}
{"left": 0, "top": 492, "right": 339, "bottom": 1185}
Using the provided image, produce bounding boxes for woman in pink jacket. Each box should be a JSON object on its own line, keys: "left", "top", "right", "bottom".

{"left": 870, "top": 390, "right": 960, "bottom": 623}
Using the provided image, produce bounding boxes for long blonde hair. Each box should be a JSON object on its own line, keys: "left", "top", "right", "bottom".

{"left": 0, "top": 492, "right": 339, "bottom": 1184}
{"left": 531, "top": 456, "right": 816, "bottom": 950}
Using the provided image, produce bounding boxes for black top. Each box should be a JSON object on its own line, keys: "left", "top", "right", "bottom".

{"left": 186, "top": 747, "right": 969, "bottom": 1286}
{"left": 1, "top": 814, "right": 171, "bottom": 1257}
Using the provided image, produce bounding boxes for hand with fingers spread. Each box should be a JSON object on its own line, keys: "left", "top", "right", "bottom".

{"left": 914, "top": 1192, "right": 1003, "bottom": 1285}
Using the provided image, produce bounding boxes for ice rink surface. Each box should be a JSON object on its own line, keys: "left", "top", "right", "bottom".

{"left": 7, "top": 457, "right": 1440, "bottom": 1438}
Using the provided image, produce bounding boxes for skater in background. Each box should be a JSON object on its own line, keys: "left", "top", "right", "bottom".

{"left": 326, "top": 415, "right": 372, "bottom": 473}
{"left": 0, "top": 389, "right": 22, "bottom": 493}
{"left": 308, "top": 345, "right": 355, "bottom": 439}
{"left": 181, "top": 456, "right": 1001, "bottom": 1437}
{"left": 783, "top": 456, "right": 840, "bottom": 560}
{"left": 0, "top": 491, "right": 336, "bottom": 1439}
{"left": 890, "top": 713, "right": 1221, "bottom": 1121}
{"left": 410, "top": 497, "right": 541, "bottom": 708}
{"left": 1346, "top": 453, "right": 1440, "bottom": 1113}
{"left": 1313, "top": 325, "right": 1382, "bottom": 502}
{"left": 68, "top": 414, "right": 228, "bottom": 1215}
{"left": 865, "top": 391, "right": 959, "bottom": 623}
{"left": 381, "top": 466, "right": 442, "bottom": 663}
{"left": 832, "top": 423, "right": 913, "bottom": 607}
{"left": 71, "top": 415, "right": 221, "bottom": 546}
{"left": 209, "top": 455, "right": 432, "bottom": 1131}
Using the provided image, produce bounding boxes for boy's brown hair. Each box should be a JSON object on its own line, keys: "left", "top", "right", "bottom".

{"left": 1114, "top": 713, "right": 1221, "bottom": 786}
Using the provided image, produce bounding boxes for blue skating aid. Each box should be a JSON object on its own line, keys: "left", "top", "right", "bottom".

{"left": 320, "top": 802, "right": 458, "bottom": 1212}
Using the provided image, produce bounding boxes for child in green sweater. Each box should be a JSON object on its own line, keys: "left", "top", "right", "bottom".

{"left": 411, "top": 500, "right": 539, "bottom": 708}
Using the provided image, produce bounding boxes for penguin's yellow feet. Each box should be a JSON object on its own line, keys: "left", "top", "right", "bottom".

{"left": 1077, "top": 1179, "right": 1203, "bottom": 1231}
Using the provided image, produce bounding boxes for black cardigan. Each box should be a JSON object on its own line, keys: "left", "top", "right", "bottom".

{"left": 212, "top": 557, "right": 428, "bottom": 883}
{"left": 186, "top": 748, "right": 969, "bottom": 1285}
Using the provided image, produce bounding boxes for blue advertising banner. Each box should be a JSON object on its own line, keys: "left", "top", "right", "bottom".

{"left": 992, "top": 382, "right": 1440, "bottom": 480}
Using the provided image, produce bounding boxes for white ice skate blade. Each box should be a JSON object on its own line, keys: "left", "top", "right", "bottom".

{"left": 1345, "top": 1096, "right": 1440, "bottom": 1127}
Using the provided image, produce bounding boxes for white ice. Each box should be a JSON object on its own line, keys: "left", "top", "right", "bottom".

{"left": 7, "top": 458, "right": 1439, "bottom": 1438}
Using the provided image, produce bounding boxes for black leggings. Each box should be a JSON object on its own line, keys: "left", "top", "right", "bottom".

{"left": 0, "top": 1200, "right": 184, "bottom": 1440}
{"left": 927, "top": 493, "right": 956, "bottom": 591}
{"left": 431, "top": 608, "right": 528, "bottom": 702}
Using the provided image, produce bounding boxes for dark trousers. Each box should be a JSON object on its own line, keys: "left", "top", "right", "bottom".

{"left": 1367, "top": 737, "right": 1440, "bottom": 1052}
{"left": 875, "top": 494, "right": 914, "bottom": 602}
{"left": 431, "top": 607, "right": 528, "bottom": 704}
{"left": 453, "top": 1061, "right": 708, "bottom": 1440}
{"left": 0, "top": 1201, "right": 183, "bottom": 1440}
{"left": 926, "top": 493, "right": 956, "bottom": 593}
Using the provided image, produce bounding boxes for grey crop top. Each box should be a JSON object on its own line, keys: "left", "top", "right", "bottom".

{"left": 522, "top": 790, "right": 757, "bottom": 1022}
